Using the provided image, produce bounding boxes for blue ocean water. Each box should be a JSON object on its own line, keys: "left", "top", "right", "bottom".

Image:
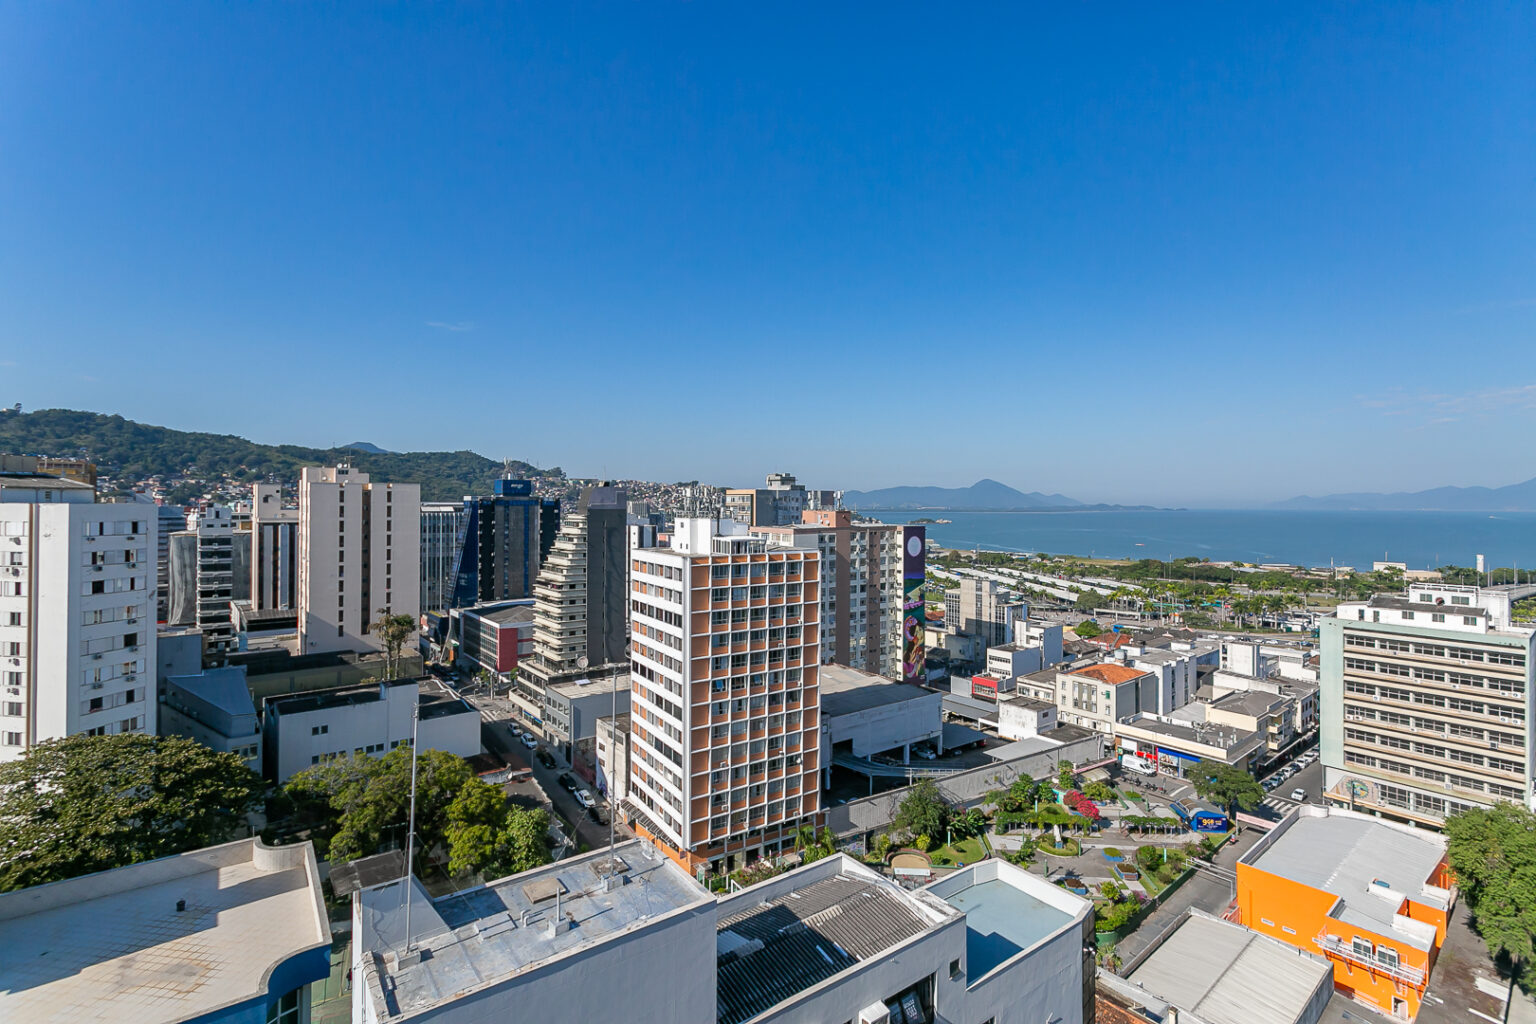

{"left": 864, "top": 509, "right": 1536, "bottom": 570}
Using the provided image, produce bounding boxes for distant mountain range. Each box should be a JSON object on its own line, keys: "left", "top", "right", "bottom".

{"left": 842, "top": 479, "right": 1084, "bottom": 510}
{"left": 1272, "top": 476, "right": 1536, "bottom": 512}
{"left": 341, "top": 441, "right": 393, "bottom": 455}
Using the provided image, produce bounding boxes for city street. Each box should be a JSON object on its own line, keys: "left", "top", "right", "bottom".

{"left": 462, "top": 691, "right": 631, "bottom": 853}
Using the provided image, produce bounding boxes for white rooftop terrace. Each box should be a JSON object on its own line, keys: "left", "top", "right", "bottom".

{"left": 354, "top": 840, "right": 710, "bottom": 1020}
{"left": 925, "top": 858, "right": 1091, "bottom": 983}
{"left": 0, "top": 838, "right": 330, "bottom": 1024}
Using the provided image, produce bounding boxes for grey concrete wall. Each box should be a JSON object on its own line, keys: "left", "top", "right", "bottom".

{"left": 824, "top": 690, "right": 943, "bottom": 760}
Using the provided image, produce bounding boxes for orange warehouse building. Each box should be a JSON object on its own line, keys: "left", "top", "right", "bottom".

{"left": 1236, "top": 806, "right": 1453, "bottom": 1021}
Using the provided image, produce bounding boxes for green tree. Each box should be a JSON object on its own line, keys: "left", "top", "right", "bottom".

{"left": 795, "top": 825, "right": 837, "bottom": 864}
{"left": 894, "top": 778, "right": 951, "bottom": 841}
{"left": 1191, "top": 764, "right": 1264, "bottom": 816}
{"left": 497, "top": 806, "right": 553, "bottom": 875}
{"left": 445, "top": 776, "right": 511, "bottom": 877}
{"left": 370, "top": 610, "right": 417, "bottom": 680}
{"left": 1082, "top": 780, "right": 1116, "bottom": 803}
{"left": 286, "top": 745, "right": 473, "bottom": 866}
{"left": 1057, "top": 760, "right": 1076, "bottom": 790}
{"left": 1445, "top": 803, "right": 1536, "bottom": 982}
{"left": 1073, "top": 620, "right": 1104, "bottom": 638}
{"left": 0, "top": 734, "right": 262, "bottom": 892}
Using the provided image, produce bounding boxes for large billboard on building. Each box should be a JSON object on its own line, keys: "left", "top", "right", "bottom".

{"left": 902, "top": 526, "right": 926, "bottom": 683}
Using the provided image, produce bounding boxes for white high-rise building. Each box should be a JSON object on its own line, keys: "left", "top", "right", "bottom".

{"left": 1322, "top": 583, "right": 1536, "bottom": 825}
{"left": 751, "top": 509, "right": 925, "bottom": 681}
{"left": 624, "top": 517, "right": 822, "bottom": 874}
{"left": 0, "top": 471, "right": 156, "bottom": 761}
{"left": 296, "top": 466, "right": 420, "bottom": 656}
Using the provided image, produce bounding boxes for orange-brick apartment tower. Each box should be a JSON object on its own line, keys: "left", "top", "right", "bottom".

{"left": 621, "top": 517, "right": 822, "bottom": 876}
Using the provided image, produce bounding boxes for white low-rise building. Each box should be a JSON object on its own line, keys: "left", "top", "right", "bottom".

{"left": 997, "top": 696, "right": 1059, "bottom": 740}
{"left": 261, "top": 676, "right": 479, "bottom": 781}
{"left": 350, "top": 843, "right": 1094, "bottom": 1024}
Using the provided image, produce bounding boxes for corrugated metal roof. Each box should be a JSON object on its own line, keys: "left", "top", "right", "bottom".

{"left": 1128, "top": 914, "right": 1331, "bottom": 1024}
{"left": 716, "top": 873, "right": 932, "bottom": 1024}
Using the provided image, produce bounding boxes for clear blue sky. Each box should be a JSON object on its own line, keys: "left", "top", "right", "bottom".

{"left": 2, "top": 4, "right": 1532, "bottom": 505}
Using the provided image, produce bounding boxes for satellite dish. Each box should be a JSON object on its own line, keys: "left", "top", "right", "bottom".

{"left": 577, "top": 656, "right": 589, "bottom": 669}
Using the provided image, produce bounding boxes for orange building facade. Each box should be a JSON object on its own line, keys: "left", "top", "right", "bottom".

{"left": 1236, "top": 806, "right": 1452, "bottom": 1021}
{"left": 623, "top": 518, "right": 822, "bottom": 875}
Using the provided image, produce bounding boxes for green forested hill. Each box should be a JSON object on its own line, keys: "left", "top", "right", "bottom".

{"left": 0, "top": 409, "right": 552, "bottom": 502}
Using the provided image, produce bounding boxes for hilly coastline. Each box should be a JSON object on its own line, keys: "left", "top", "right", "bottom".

{"left": 1272, "top": 476, "right": 1536, "bottom": 512}
{"left": 843, "top": 479, "right": 1083, "bottom": 510}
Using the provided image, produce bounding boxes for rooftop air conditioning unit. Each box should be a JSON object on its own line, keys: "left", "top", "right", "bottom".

{"left": 858, "top": 1003, "right": 892, "bottom": 1024}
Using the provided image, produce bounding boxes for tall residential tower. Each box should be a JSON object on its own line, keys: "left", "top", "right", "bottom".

{"left": 296, "top": 466, "right": 420, "bottom": 655}
{"left": 623, "top": 517, "right": 822, "bottom": 874}
{"left": 0, "top": 469, "right": 156, "bottom": 760}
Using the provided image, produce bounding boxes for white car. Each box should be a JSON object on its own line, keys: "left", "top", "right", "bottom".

{"left": 914, "top": 746, "right": 937, "bottom": 761}
{"left": 574, "top": 789, "right": 595, "bottom": 809}
{"left": 1290, "top": 788, "right": 1307, "bottom": 802}
{"left": 519, "top": 732, "right": 537, "bottom": 749}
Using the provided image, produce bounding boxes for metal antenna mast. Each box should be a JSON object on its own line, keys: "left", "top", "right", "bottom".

{"left": 401, "top": 695, "right": 421, "bottom": 956}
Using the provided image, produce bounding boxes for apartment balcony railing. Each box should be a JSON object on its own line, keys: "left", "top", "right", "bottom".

{"left": 1314, "top": 934, "right": 1424, "bottom": 987}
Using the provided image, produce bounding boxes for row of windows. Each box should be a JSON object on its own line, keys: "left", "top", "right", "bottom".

{"left": 1343, "top": 657, "right": 1525, "bottom": 695}
{"left": 631, "top": 599, "right": 682, "bottom": 628}
{"left": 1343, "top": 727, "right": 1526, "bottom": 773}
{"left": 1344, "top": 633, "right": 1526, "bottom": 667}
{"left": 1344, "top": 751, "right": 1527, "bottom": 799}
{"left": 1343, "top": 680, "right": 1526, "bottom": 721}
{"left": 1344, "top": 702, "right": 1523, "bottom": 745}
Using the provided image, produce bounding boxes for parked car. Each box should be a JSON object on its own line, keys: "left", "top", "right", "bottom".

{"left": 574, "top": 789, "right": 595, "bottom": 809}
{"left": 1290, "top": 788, "right": 1308, "bottom": 802}
{"left": 536, "top": 749, "right": 556, "bottom": 769}
{"left": 913, "top": 746, "right": 937, "bottom": 761}
{"left": 558, "top": 773, "right": 578, "bottom": 791}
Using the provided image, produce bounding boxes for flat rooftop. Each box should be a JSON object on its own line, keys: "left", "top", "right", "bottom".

{"left": 356, "top": 841, "right": 708, "bottom": 1020}
{"left": 926, "top": 860, "right": 1087, "bottom": 982}
{"left": 1117, "top": 714, "right": 1259, "bottom": 753}
{"left": 1210, "top": 690, "right": 1288, "bottom": 718}
{"left": 0, "top": 839, "right": 329, "bottom": 1024}
{"left": 986, "top": 736, "right": 1063, "bottom": 761}
{"left": 1126, "top": 912, "right": 1332, "bottom": 1024}
{"left": 820, "top": 663, "right": 935, "bottom": 716}
{"left": 474, "top": 604, "right": 536, "bottom": 626}
{"left": 264, "top": 677, "right": 472, "bottom": 720}
{"left": 716, "top": 859, "right": 956, "bottom": 1024}
{"left": 1365, "top": 594, "right": 1489, "bottom": 617}
{"left": 547, "top": 672, "right": 631, "bottom": 699}
{"left": 1244, "top": 807, "right": 1448, "bottom": 949}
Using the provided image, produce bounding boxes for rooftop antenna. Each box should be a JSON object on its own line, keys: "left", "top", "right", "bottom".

{"left": 606, "top": 662, "right": 617, "bottom": 877}
{"left": 400, "top": 694, "right": 421, "bottom": 958}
